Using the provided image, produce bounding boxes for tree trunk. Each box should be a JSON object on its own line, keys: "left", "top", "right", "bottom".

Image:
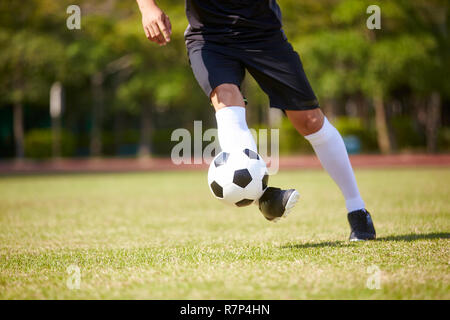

{"left": 13, "top": 102, "right": 25, "bottom": 159}
{"left": 356, "top": 94, "right": 371, "bottom": 128}
{"left": 114, "top": 110, "right": 124, "bottom": 156}
{"left": 426, "top": 91, "right": 441, "bottom": 153}
{"left": 373, "top": 93, "right": 392, "bottom": 154}
{"left": 52, "top": 116, "right": 61, "bottom": 159}
{"left": 138, "top": 105, "right": 152, "bottom": 158}
{"left": 50, "top": 82, "right": 64, "bottom": 159}
{"left": 90, "top": 72, "right": 104, "bottom": 157}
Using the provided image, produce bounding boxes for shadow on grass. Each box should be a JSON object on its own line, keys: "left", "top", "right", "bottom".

{"left": 377, "top": 232, "right": 449, "bottom": 242}
{"left": 281, "top": 241, "right": 350, "bottom": 249}
{"left": 281, "top": 232, "right": 449, "bottom": 250}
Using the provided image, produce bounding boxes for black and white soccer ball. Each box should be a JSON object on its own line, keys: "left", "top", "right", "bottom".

{"left": 208, "top": 148, "right": 269, "bottom": 207}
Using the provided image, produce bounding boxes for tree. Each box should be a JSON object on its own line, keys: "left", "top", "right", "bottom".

{"left": 0, "top": 30, "right": 64, "bottom": 159}
{"left": 286, "top": 0, "right": 449, "bottom": 153}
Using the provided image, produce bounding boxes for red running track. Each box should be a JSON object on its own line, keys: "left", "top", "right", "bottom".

{"left": 0, "top": 154, "right": 449, "bottom": 174}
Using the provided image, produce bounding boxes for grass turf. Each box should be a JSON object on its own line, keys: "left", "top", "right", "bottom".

{"left": 0, "top": 168, "right": 449, "bottom": 299}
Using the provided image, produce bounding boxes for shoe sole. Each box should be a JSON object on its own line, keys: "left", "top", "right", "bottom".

{"left": 272, "top": 190, "right": 300, "bottom": 223}
{"left": 349, "top": 236, "right": 376, "bottom": 242}
{"left": 349, "top": 238, "right": 366, "bottom": 242}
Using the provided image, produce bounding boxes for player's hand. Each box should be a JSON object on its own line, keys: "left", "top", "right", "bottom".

{"left": 140, "top": 5, "right": 172, "bottom": 46}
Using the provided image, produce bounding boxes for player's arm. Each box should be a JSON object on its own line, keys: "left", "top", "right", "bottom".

{"left": 136, "top": 0, "right": 172, "bottom": 46}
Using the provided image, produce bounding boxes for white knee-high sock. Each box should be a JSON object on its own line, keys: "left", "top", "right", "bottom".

{"left": 215, "top": 106, "right": 257, "bottom": 152}
{"left": 305, "top": 117, "right": 365, "bottom": 212}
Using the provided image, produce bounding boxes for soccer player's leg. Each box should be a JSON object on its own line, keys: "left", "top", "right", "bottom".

{"left": 286, "top": 109, "right": 376, "bottom": 241}
{"left": 188, "top": 44, "right": 299, "bottom": 221}
{"left": 210, "top": 84, "right": 257, "bottom": 153}
{"left": 187, "top": 44, "right": 255, "bottom": 152}
{"left": 242, "top": 40, "right": 375, "bottom": 238}
{"left": 211, "top": 84, "right": 299, "bottom": 222}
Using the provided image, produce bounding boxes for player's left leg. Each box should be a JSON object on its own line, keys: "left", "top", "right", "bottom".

{"left": 240, "top": 39, "right": 375, "bottom": 239}
{"left": 286, "top": 108, "right": 376, "bottom": 241}
{"left": 286, "top": 108, "right": 363, "bottom": 212}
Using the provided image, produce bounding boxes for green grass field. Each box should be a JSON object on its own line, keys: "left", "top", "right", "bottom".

{"left": 0, "top": 168, "right": 449, "bottom": 299}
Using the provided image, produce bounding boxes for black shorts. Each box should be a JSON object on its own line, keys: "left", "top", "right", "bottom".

{"left": 187, "top": 39, "right": 319, "bottom": 110}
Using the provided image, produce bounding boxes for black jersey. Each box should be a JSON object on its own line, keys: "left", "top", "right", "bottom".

{"left": 184, "top": 0, "right": 285, "bottom": 47}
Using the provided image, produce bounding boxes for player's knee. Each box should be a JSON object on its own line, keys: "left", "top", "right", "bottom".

{"left": 210, "top": 83, "right": 245, "bottom": 110}
{"left": 302, "top": 113, "right": 324, "bottom": 135}
{"left": 286, "top": 109, "right": 324, "bottom": 136}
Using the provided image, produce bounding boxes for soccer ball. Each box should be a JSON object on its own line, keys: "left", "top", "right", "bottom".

{"left": 208, "top": 148, "right": 269, "bottom": 207}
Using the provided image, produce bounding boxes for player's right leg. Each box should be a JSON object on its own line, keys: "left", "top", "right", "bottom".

{"left": 210, "top": 84, "right": 300, "bottom": 222}
{"left": 187, "top": 43, "right": 299, "bottom": 221}
{"left": 187, "top": 44, "right": 254, "bottom": 152}
{"left": 210, "top": 84, "right": 257, "bottom": 153}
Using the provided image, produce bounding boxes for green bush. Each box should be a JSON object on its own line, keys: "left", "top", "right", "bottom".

{"left": 438, "top": 126, "right": 450, "bottom": 152}
{"left": 98, "top": 130, "right": 140, "bottom": 156}
{"left": 391, "top": 116, "right": 425, "bottom": 150}
{"left": 334, "top": 117, "right": 378, "bottom": 152}
{"left": 256, "top": 116, "right": 380, "bottom": 155}
{"left": 25, "top": 128, "right": 76, "bottom": 159}
{"left": 152, "top": 129, "right": 176, "bottom": 156}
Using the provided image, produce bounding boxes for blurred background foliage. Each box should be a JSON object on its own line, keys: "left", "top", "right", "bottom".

{"left": 0, "top": 0, "right": 448, "bottom": 159}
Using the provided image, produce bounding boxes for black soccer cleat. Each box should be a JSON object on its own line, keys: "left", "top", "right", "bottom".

{"left": 257, "top": 187, "right": 300, "bottom": 222}
{"left": 347, "top": 209, "right": 376, "bottom": 241}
